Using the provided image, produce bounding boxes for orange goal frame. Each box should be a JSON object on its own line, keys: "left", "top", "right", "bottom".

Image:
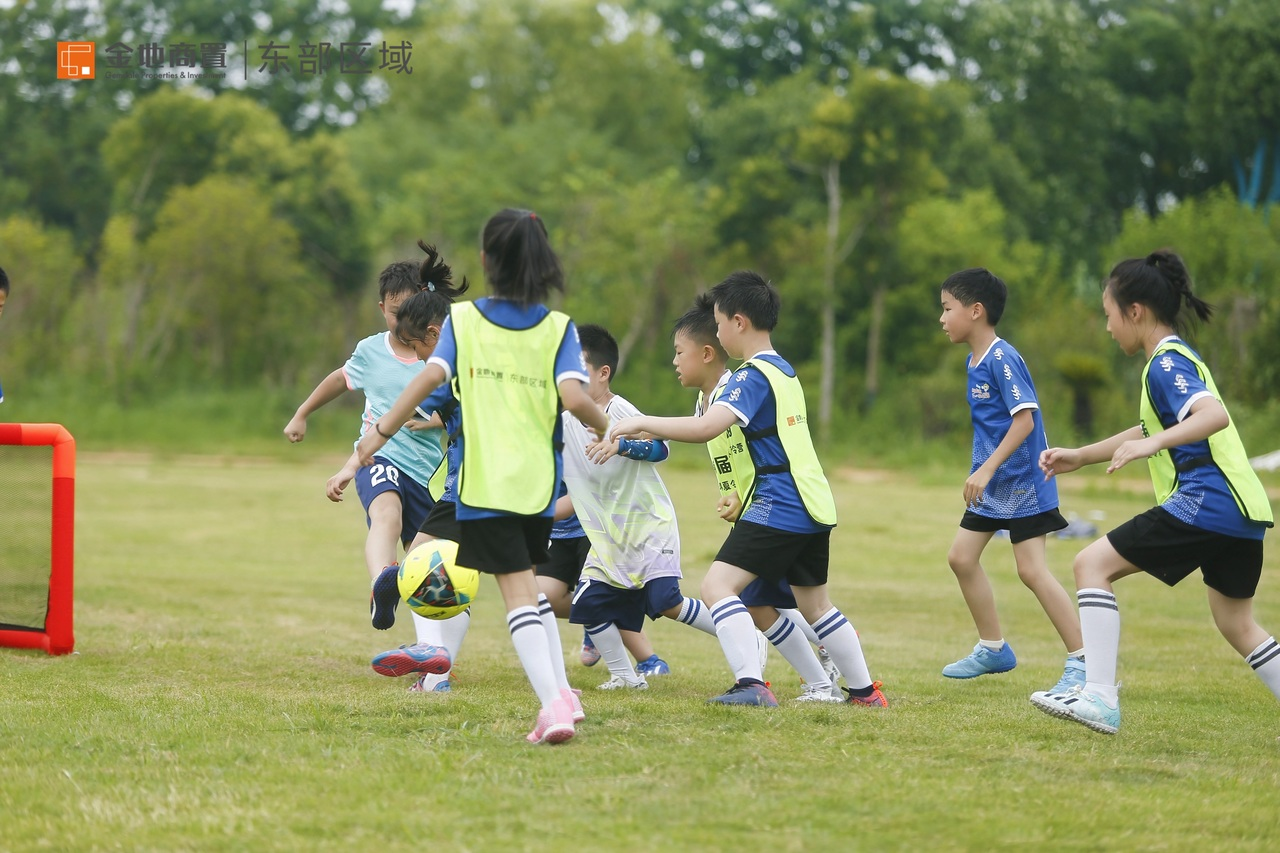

{"left": 0, "top": 423, "right": 75, "bottom": 655}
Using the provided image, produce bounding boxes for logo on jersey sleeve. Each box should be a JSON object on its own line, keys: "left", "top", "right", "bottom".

{"left": 735, "top": 370, "right": 749, "bottom": 381}
{"left": 728, "top": 388, "right": 741, "bottom": 402}
{"left": 1173, "top": 374, "right": 1189, "bottom": 394}
{"left": 1011, "top": 385, "right": 1023, "bottom": 401}
{"left": 994, "top": 347, "right": 1004, "bottom": 360}
{"left": 1159, "top": 355, "right": 1174, "bottom": 372}
{"left": 1003, "top": 364, "right": 1012, "bottom": 381}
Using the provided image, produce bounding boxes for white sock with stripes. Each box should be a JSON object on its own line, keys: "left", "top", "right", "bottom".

{"left": 676, "top": 597, "right": 717, "bottom": 635}
{"left": 1246, "top": 636, "right": 1280, "bottom": 701}
{"left": 507, "top": 605, "right": 559, "bottom": 709}
{"left": 1078, "top": 588, "right": 1120, "bottom": 705}
{"left": 538, "top": 594, "right": 571, "bottom": 692}
{"left": 711, "top": 597, "right": 762, "bottom": 682}
{"left": 763, "top": 615, "right": 829, "bottom": 689}
{"left": 811, "top": 607, "right": 872, "bottom": 690}
{"left": 778, "top": 608, "right": 820, "bottom": 645}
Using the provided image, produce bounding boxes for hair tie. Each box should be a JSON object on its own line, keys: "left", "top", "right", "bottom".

{"left": 425, "top": 281, "right": 436, "bottom": 292}
{"left": 529, "top": 212, "right": 537, "bottom": 220}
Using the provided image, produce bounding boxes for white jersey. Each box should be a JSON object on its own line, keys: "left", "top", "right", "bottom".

{"left": 560, "top": 395, "right": 681, "bottom": 589}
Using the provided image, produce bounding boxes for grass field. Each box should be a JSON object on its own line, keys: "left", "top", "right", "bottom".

{"left": 2, "top": 452, "right": 1278, "bottom": 852}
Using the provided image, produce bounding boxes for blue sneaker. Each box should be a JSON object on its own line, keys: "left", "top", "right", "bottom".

{"left": 635, "top": 655, "right": 671, "bottom": 676}
{"left": 1047, "top": 656, "right": 1086, "bottom": 695}
{"left": 942, "top": 642, "right": 1017, "bottom": 678}
{"left": 707, "top": 680, "right": 778, "bottom": 706}
{"left": 580, "top": 631, "right": 601, "bottom": 667}
{"left": 371, "top": 643, "right": 451, "bottom": 678}
{"left": 1032, "top": 685, "right": 1120, "bottom": 734}
{"left": 370, "top": 564, "right": 400, "bottom": 630}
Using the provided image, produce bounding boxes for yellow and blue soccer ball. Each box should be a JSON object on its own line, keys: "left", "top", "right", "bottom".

{"left": 397, "top": 539, "right": 480, "bottom": 620}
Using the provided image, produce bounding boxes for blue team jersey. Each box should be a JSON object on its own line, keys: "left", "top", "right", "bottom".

{"left": 966, "top": 338, "right": 1058, "bottom": 519}
{"left": 419, "top": 382, "right": 461, "bottom": 504}
{"left": 1145, "top": 341, "right": 1265, "bottom": 540}
{"left": 550, "top": 481, "right": 585, "bottom": 539}
{"left": 427, "top": 297, "right": 589, "bottom": 520}
{"left": 344, "top": 332, "right": 445, "bottom": 489}
{"left": 713, "top": 351, "right": 828, "bottom": 534}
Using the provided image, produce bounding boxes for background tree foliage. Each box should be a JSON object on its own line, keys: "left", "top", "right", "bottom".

{"left": 1, "top": 0, "right": 1278, "bottom": 452}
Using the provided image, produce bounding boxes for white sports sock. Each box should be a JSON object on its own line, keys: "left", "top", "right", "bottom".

{"left": 811, "top": 607, "right": 872, "bottom": 689}
{"left": 778, "top": 608, "right": 820, "bottom": 644}
{"left": 412, "top": 612, "right": 443, "bottom": 648}
{"left": 588, "top": 623, "right": 640, "bottom": 681}
{"left": 763, "top": 615, "right": 829, "bottom": 689}
{"left": 1078, "top": 588, "right": 1120, "bottom": 705}
{"left": 979, "top": 638, "right": 1006, "bottom": 652}
{"left": 507, "top": 605, "right": 559, "bottom": 709}
{"left": 538, "top": 594, "right": 571, "bottom": 691}
{"left": 1246, "top": 637, "right": 1280, "bottom": 701}
{"left": 710, "top": 597, "right": 762, "bottom": 682}
{"left": 675, "top": 597, "right": 717, "bottom": 635}
{"left": 439, "top": 610, "right": 471, "bottom": 666}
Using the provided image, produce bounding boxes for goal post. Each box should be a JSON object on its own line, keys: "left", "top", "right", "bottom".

{"left": 0, "top": 423, "right": 75, "bottom": 655}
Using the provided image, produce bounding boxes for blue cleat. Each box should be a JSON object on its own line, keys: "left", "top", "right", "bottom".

{"left": 1047, "top": 656, "right": 1086, "bottom": 695}
{"left": 1031, "top": 685, "right": 1120, "bottom": 734}
{"left": 371, "top": 643, "right": 451, "bottom": 678}
{"left": 579, "top": 631, "right": 601, "bottom": 667}
{"left": 635, "top": 655, "right": 671, "bottom": 676}
{"left": 942, "top": 642, "right": 1017, "bottom": 678}
{"left": 707, "top": 680, "right": 778, "bottom": 706}
{"left": 370, "top": 564, "right": 401, "bottom": 630}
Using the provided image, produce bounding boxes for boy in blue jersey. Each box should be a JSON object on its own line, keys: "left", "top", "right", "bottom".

{"left": 612, "top": 271, "right": 885, "bottom": 707}
{"left": 937, "top": 268, "right": 1084, "bottom": 695}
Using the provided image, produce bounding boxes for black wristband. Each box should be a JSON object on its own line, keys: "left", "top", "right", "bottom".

{"left": 374, "top": 421, "right": 394, "bottom": 439}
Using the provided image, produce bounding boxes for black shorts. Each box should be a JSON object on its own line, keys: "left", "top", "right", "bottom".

{"left": 539, "top": 536, "right": 590, "bottom": 587}
{"left": 715, "top": 520, "right": 830, "bottom": 587}
{"left": 457, "top": 515, "right": 554, "bottom": 575}
{"left": 960, "top": 508, "right": 1068, "bottom": 544}
{"left": 418, "top": 499, "right": 462, "bottom": 542}
{"left": 1106, "top": 506, "right": 1264, "bottom": 599}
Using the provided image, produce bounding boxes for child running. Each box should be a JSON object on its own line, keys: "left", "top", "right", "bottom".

{"left": 937, "top": 268, "right": 1084, "bottom": 695}
{"left": 612, "top": 271, "right": 885, "bottom": 707}
{"left": 1032, "top": 249, "right": 1277, "bottom": 734}
{"left": 671, "top": 294, "right": 842, "bottom": 701}
{"left": 357, "top": 208, "right": 608, "bottom": 745}
{"left": 560, "top": 324, "right": 720, "bottom": 690}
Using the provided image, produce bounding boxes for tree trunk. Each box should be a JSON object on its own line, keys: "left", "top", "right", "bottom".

{"left": 818, "top": 160, "right": 841, "bottom": 446}
{"left": 864, "top": 284, "right": 886, "bottom": 410}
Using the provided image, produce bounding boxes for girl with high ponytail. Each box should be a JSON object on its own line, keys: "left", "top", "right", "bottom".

{"left": 1032, "top": 249, "right": 1277, "bottom": 736}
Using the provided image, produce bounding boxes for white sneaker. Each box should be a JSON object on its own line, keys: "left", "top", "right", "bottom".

{"left": 793, "top": 682, "right": 843, "bottom": 703}
{"left": 408, "top": 672, "right": 451, "bottom": 693}
{"left": 817, "top": 645, "right": 842, "bottom": 698}
{"left": 756, "top": 631, "right": 770, "bottom": 675}
{"left": 596, "top": 675, "right": 648, "bottom": 690}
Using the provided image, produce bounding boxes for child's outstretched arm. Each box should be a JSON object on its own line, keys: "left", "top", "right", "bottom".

{"left": 611, "top": 405, "right": 736, "bottom": 445}
{"left": 355, "top": 364, "right": 447, "bottom": 466}
{"left": 1040, "top": 424, "right": 1145, "bottom": 480}
{"left": 965, "top": 408, "right": 1035, "bottom": 506}
{"left": 284, "top": 368, "right": 347, "bottom": 443}
{"left": 1105, "top": 396, "right": 1230, "bottom": 474}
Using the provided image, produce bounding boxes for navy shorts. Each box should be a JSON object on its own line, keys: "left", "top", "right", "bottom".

{"left": 539, "top": 536, "right": 590, "bottom": 587}
{"left": 740, "top": 577, "right": 798, "bottom": 609}
{"left": 642, "top": 576, "right": 686, "bottom": 619}
{"left": 354, "top": 456, "right": 435, "bottom": 548}
{"left": 959, "top": 508, "right": 1068, "bottom": 544}
{"left": 1107, "top": 506, "right": 1264, "bottom": 599}
{"left": 418, "top": 499, "right": 461, "bottom": 542}
{"left": 569, "top": 577, "right": 647, "bottom": 633}
{"left": 457, "top": 515, "right": 553, "bottom": 575}
{"left": 715, "top": 521, "right": 830, "bottom": 587}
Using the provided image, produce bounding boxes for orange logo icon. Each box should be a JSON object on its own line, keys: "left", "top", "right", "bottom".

{"left": 57, "top": 42, "right": 95, "bottom": 79}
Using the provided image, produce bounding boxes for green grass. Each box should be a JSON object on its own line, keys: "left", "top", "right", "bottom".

{"left": 2, "top": 454, "right": 1278, "bottom": 851}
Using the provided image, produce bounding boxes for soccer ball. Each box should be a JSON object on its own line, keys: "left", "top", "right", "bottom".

{"left": 397, "top": 539, "right": 480, "bottom": 620}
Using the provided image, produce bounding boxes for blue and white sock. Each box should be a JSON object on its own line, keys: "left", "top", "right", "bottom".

{"left": 711, "top": 597, "right": 762, "bottom": 682}
{"left": 675, "top": 597, "right": 717, "bottom": 635}
{"left": 538, "top": 594, "right": 571, "bottom": 692}
{"left": 778, "top": 608, "right": 820, "bottom": 645}
{"left": 1078, "top": 588, "right": 1120, "bottom": 705}
{"left": 507, "top": 605, "right": 559, "bottom": 709}
{"left": 764, "top": 615, "right": 829, "bottom": 689}
{"left": 812, "top": 607, "right": 872, "bottom": 690}
{"left": 1247, "top": 636, "right": 1280, "bottom": 701}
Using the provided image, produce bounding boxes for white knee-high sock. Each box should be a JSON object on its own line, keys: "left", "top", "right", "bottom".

{"left": 1247, "top": 637, "right": 1280, "bottom": 701}
{"left": 538, "top": 594, "right": 571, "bottom": 691}
{"left": 779, "top": 608, "right": 820, "bottom": 645}
{"left": 675, "top": 597, "right": 717, "bottom": 635}
{"left": 439, "top": 610, "right": 471, "bottom": 666}
{"left": 1078, "top": 588, "right": 1120, "bottom": 704}
{"left": 812, "top": 608, "right": 872, "bottom": 689}
{"left": 711, "top": 597, "right": 762, "bottom": 682}
{"left": 412, "top": 612, "right": 443, "bottom": 647}
{"left": 588, "top": 623, "right": 640, "bottom": 681}
{"left": 764, "top": 615, "right": 829, "bottom": 689}
{"left": 507, "top": 605, "right": 559, "bottom": 709}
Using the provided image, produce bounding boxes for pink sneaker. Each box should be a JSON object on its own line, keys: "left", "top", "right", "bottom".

{"left": 526, "top": 697, "right": 576, "bottom": 744}
{"left": 562, "top": 687, "right": 585, "bottom": 722}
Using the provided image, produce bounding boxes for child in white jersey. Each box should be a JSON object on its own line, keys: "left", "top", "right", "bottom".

{"left": 561, "top": 325, "right": 720, "bottom": 689}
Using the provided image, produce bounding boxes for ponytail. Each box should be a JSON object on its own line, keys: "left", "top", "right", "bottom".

{"left": 1105, "top": 248, "right": 1213, "bottom": 334}
{"left": 395, "top": 242, "right": 470, "bottom": 342}
{"left": 480, "top": 208, "right": 564, "bottom": 307}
